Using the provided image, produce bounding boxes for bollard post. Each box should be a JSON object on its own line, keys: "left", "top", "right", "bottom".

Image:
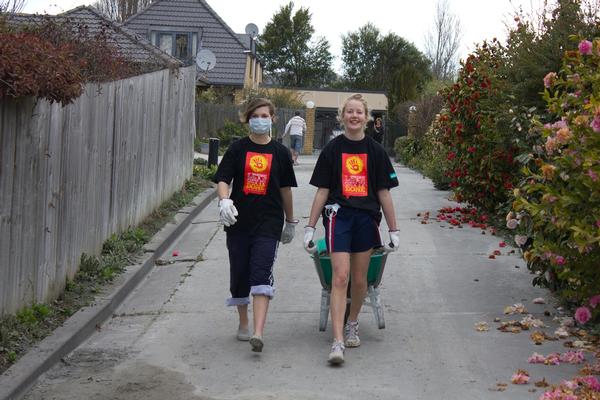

{"left": 208, "top": 138, "right": 219, "bottom": 167}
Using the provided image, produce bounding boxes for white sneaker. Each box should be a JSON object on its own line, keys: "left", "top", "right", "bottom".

{"left": 249, "top": 335, "right": 264, "bottom": 352}
{"left": 328, "top": 340, "right": 345, "bottom": 365}
{"left": 344, "top": 321, "right": 360, "bottom": 347}
{"left": 237, "top": 327, "right": 250, "bottom": 341}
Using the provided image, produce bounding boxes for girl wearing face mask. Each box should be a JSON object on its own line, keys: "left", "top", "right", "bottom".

{"left": 212, "top": 98, "right": 298, "bottom": 353}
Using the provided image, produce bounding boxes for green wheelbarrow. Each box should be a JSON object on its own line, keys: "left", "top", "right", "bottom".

{"left": 310, "top": 238, "right": 389, "bottom": 331}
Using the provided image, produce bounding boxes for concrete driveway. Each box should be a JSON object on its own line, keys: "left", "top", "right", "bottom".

{"left": 22, "top": 155, "right": 581, "bottom": 400}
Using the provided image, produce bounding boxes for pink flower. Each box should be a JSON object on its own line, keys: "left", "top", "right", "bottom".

{"left": 552, "top": 120, "right": 568, "bottom": 130}
{"left": 589, "top": 294, "right": 600, "bottom": 308}
{"left": 511, "top": 370, "right": 530, "bottom": 384}
{"left": 528, "top": 353, "right": 545, "bottom": 363}
{"left": 587, "top": 169, "right": 599, "bottom": 182}
{"left": 560, "top": 350, "right": 585, "bottom": 364}
{"left": 544, "top": 72, "right": 557, "bottom": 88}
{"left": 575, "top": 306, "right": 592, "bottom": 325}
{"left": 579, "top": 39, "right": 593, "bottom": 55}
{"left": 506, "top": 219, "right": 519, "bottom": 229}
{"left": 591, "top": 116, "right": 600, "bottom": 133}
{"left": 515, "top": 235, "right": 528, "bottom": 247}
{"left": 544, "top": 353, "right": 561, "bottom": 365}
{"left": 555, "top": 127, "right": 572, "bottom": 144}
{"left": 596, "top": 220, "right": 600, "bottom": 228}
{"left": 578, "top": 375, "right": 600, "bottom": 391}
{"left": 553, "top": 255, "right": 566, "bottom": 266}
{"left": 499, "top": 241, "right": 507, "bottom": 248}
{"left": 545, "top": 136, "right": 557, "bottom": 154}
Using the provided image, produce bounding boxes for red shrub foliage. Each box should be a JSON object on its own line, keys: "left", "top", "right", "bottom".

{"left": 0, "top": 32, "right": 83, "bottom": 104}
{"left": 0, "top": 17, "right": 144, "bottom": 105}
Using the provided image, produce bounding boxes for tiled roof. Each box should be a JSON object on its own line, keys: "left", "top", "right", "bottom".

{"left": 7, "top": 6, "right": 182, "bottom": 69}
{"left": 124, "top": 0, "right": 253, "bottom": 86}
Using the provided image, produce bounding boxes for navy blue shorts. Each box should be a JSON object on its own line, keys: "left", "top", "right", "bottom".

{"left": 322, "top": 206, "right": 382, "bottom": 253}
{"left": 225, "top": 233, "right": 279, "bottom": 306}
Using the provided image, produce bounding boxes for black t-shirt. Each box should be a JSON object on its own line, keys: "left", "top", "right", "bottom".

{"left": 309, "top": 134, "right": 398, "bottom": 219}
{"left": 213, "top": 137, "right": 297, "bottom": 238}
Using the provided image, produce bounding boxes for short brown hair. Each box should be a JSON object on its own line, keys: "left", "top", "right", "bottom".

{"left": 240, "top": 98, "right": 276, "bottom": 123}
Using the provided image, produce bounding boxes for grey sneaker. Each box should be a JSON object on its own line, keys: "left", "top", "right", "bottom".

{"left": 344, "top": 321, "right": 360, "bottom": 347}
{"left": 249, "top": 335, "right": 264, "bottom": 352}
{"left": 237, "top": 327, "right": 250, "bottom": 341}
{"left": 328, "top": 340, "right": 345, "bottom": 365}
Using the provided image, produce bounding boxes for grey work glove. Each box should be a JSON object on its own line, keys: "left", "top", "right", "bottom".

{"left": 303, "top": 226, "right": 317, "bottom": 254}
{"left": 383, "top": 230, "right": 400, "bottom": 253}
{"left": 218, "top": 198, "right": 238, "bottom": 227}
{"left": 280, "top": 220, "right": 298, "bottom": 244}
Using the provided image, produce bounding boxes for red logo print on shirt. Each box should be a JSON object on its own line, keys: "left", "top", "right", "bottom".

{"left": 341, "top": 153, "right": 368, "bottom": 197}
{"left": 243, "top": 152, "right": 272, "bottom": 195}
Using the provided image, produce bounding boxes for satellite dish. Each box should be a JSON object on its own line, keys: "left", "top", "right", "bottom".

{"left": 245, "top": 23, "right": 259, "bottom": 39}
{"left": 196, "top": 49, "right": 216, "bottom": 71}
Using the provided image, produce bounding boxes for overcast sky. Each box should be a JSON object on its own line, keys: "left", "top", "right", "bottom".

{"left": 22, "top": 0, "right": 542, "bottom": 72}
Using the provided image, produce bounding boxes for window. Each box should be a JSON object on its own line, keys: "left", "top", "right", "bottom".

{"left": 175, "top": 34, "right": 189, "bottom": 59}
{"left": 152, "top": 31, "right": 198, "bottom": 61}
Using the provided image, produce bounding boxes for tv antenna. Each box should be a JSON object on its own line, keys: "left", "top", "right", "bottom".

{"left": 245, "top": 23, "right": 259, "bottom": 39}
{"left": 196, "top": 48, "right": 217, "bottom": 71}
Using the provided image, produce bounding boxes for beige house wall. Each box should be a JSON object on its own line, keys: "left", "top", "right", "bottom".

{"left": 297, "top": 90, "right": 387, "bottom": 111}
{"left": 243, "top": 55, "right": 262, "bottom": 90}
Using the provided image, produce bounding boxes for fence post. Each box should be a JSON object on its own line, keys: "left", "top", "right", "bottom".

{"left": 208, "top": 138, "right": 219, "bottom": 167}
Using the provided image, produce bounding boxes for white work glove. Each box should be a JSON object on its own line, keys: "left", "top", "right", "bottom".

{"left": 384, "top": 230, "right": 400, "bottom": 252}
{"left": 303, "top": 226, "right": 317, "bottom": 253}
{"left": 280, "top": 220, "right": 298, "bottom": 244}
{"left": 218, "top": 198, "right": 238, "bottom": 227}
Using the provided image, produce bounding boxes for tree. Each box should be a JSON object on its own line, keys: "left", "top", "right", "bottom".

{"left": 341, "top": 25, "right": 431, "bottom": 110}
{"left": 0, "top": 0, "right": 24, "bottom": 13}
{"left": 504, "top": 0, "right": 600, "bottom": 109}
{"left": 92, "top": 0, "right": 152, "bottom": 22}
{"left": 424, "top": 0, "right": 462, "bottom": 81}
{"left": 257, "top": 2, "right": 334, "bottom": 88}
{"left": 340, "top": 22, "right": 381, "bottom": 89}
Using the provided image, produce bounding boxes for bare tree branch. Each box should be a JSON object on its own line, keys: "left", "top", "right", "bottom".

{"left": 0, "top": 0, "right": 25, "bottom": 13}
{"left": 424, "top": 0, "right": 462, "bottom": 81}
{"left": 92, "top": 0, "right": 153, "bottom": 22}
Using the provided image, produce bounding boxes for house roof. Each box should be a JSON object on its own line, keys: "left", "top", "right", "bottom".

{"left": 124, "top": 0, "right": 255, "bottom": 86}
{"left": 7, "top": 6, "right": 182, "bottom": 70}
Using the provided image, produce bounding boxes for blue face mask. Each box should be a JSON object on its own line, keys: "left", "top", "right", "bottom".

{"left": 249, "top": 117, "right": 272, "bottom": 135}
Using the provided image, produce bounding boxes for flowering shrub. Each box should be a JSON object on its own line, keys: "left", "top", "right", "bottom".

{"left": 512, "top": 37, "right": 600, "bottom": 309}
{"left": 437, "top": 41, "right": 524, "bottom": 214}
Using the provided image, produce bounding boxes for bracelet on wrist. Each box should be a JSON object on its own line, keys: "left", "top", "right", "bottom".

{"left": 286, "top": 218, "right": 299, "bottom": 224}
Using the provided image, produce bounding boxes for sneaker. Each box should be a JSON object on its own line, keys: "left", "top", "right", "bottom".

{"left": 328, "top": 340, "right": 345, "bottom": 365}
{"left": 344, "top": 321, "right": 360, "bottom": 347}
{"left": 249, "top": 335, "right": 264, "bottom": 352}
{"left": 237, "top": 327, "right": 250, "bottom": 341}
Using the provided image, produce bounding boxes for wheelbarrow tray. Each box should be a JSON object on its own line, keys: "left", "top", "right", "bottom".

{"left": 311, "top": 238, "right": 388, "bottom": 331}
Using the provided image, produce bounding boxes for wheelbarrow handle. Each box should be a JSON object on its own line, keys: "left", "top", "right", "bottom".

{"left": 305, "top": 240, "right": 318, "bottom": 254}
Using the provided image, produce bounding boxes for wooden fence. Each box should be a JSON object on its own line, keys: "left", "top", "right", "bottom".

{"left": 0, "top": 65, "right": 196, "bottom": 315}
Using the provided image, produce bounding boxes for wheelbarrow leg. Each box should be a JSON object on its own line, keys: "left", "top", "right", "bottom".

{"left": 319, "top": 288, "right": 330, "bottom": 331}
{"left": 368, "top": 285, "right": 385, "bottom": 329}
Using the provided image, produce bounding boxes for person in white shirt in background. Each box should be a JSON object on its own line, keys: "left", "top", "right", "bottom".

{"left": 283, "top": 111, "right": 306, "bottom": 165}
